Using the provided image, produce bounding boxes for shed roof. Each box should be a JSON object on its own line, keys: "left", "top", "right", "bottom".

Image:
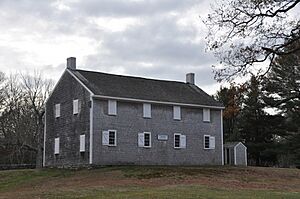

{"left": 69, "top": 69, "right": 223, "bottom": 107}
{"left": 224, "top": 142, "right": 246, "bottom": 148}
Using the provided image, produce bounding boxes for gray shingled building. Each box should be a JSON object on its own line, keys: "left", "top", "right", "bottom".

{"left": 43, "top": 57, "right": 225, "bottom": 167}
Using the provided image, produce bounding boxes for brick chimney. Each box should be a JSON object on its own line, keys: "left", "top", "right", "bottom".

{"left": 186, "top": 73, "right": 195, "bottom": 84}
{"left": 67, "top": 57, "right": 76, "bottom": 70}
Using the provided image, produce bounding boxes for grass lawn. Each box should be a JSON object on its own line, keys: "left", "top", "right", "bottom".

{"left": 0, "top": 166, "right": 299, "bottom": 199}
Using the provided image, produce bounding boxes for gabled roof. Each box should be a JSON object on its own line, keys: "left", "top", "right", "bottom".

{"left": 69, "top": 69, "right": 223, "bottom": 108}
{"left": 224, "top": 142, "right": 246, "bottom": 148}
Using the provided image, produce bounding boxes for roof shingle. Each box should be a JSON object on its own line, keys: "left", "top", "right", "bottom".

{"left": 70, "top": 69, "right": 223, "bottom": 107}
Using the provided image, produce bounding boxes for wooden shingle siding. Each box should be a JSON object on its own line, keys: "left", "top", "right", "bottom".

{"left": 44, "top": 71, "right": 90, "bottom": 167}
{"left": 92, "top": 100, "right": 223, "bottom": 165}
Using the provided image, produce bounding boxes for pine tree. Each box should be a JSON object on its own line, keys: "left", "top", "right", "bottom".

{"left": 263, "top": 39, "right": 300, "bottom": 167}
{"left": 239, "top": 76, "right": 284, "bottom": 166}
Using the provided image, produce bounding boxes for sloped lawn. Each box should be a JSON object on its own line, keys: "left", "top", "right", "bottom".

{"left": 0, "top": 166, "right": 299, "bottom": 199}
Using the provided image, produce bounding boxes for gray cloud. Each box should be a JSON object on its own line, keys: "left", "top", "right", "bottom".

{"left": 70, "top": 0, "right": 199, "bottom": 17}
{"left": 82, "top": 13, "right": 216, "bottom": 86}
{"left": 0, "top": 0, "right": 220, "bottom": 94}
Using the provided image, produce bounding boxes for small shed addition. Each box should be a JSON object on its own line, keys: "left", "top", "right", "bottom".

{"left": 224, "top": 142, "right": 247, "bottom": 166}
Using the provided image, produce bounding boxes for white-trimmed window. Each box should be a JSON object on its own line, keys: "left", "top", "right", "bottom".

{"left": 204, "top": 135, "right": 215, "bottom": 149}
{"left": 73, "top": 99, "right": 79, "bottom": 115}
{"left": 55, "top": 104, "right": 60, "bottom": 118}
{"left": 174, "top": 133, "right": 186, "bottom": 149}
{"left": 102, "top": 130, "right": 117, "bottom": 146}
{"left": 108, "top": 100, "right": 117, "bottom": 115}
{"left": 54, "top": 137, "right": 60, "bottom": 154}
{"left": 80, "top": 134, "right": 85, "bottom": 152}
{"left": 143, "top": 103, "right": 151, "bottom": 118}
{"left": 138, "top": 132, "right": 151, "bottom": 147}
{"left": 203, "top": 108, "right": 210, "bottom": 122}
{"left": 173, "top": 106, "right": 181, "bottom": 120}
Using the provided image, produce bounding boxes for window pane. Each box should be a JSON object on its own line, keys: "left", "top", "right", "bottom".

{"left": 205, "top": 136, "right": 210, "bottom": 148}
{"left": 175, "top": 135, "right": 180, "bottom": 148}
{"left": 144, "top": 133, "right": 150, "bottom": 146}
{"left": 109, "top": 131, "right": 115, "bottom": 145}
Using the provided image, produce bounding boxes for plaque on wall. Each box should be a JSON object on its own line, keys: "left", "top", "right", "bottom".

{"left": 157, "top": 135, "right": 168, "bottom": 141}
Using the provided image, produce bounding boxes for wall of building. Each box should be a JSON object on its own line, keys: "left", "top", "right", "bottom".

{"left": 44, "top": 71, "right": 91, "bottom": 167}
{"left": 235, "top": 144, "right": 247, "bottom": 166}
{"left": 92, "top": 99, "right": 223, "bottom": 165}
{"left": 224, "top": 147, "right": 235, "bottom": 165}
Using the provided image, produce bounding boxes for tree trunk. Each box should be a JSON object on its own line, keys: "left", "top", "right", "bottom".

{"left": 35, "top": 116, "right": 44, "bottom": 168}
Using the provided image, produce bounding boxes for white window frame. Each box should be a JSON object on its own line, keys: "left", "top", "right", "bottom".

{"left": 204, "top": 135, "right": 215, "bottom": 149}
{"left": 55, "top": 104, "right": 60, "bottom": 118}
{"left": 108, "top": 130, "right": 117, "bottom": 146}
{"left": 108, "top": 100, "right": 117, "bottom": 115}
{"left": 173, "top": 106, "right": 181, "bottom": 120}
{"left": 143, "top": 103, "right": 151, "bottom": 118}
{"left": 54, "top": 137, "right": 60, "bottom": 154}
{"left": 174, "top": 133, "right": 186, "bottom": 149}
{"left": 138, "top": 132, "right": 151, "bottom": 148}
{"left": 80, "top": 134, "right": 85, "bottom": 152}
{"left": 143, "top": 132, "right": 151, "bottom": 148}
{"left": 203, "top": 108, "right": 210, "bottom": 122}
{"left": 73, "top": 99, "right": 79, "bottom": 115}
{"left": 174, "top": 133, "right": 181, "bottom": 149}
{"left": 102, "top": 130, "right": 117, "bottom": 146}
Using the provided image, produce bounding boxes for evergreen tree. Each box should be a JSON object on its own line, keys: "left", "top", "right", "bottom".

{"left": 263, "top": 39, "right": 300, "bottom": 167}
{"left": 239, "top": 76, "right": 284, "bottom": 166}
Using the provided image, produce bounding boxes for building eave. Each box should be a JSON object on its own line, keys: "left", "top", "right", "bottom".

{"left": 92, "top": 94, "right": 225, "bottom": 109}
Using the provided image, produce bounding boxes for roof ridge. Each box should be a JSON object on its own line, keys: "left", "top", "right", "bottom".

{"left": 75, "top": 69, "right": 187, "bottom": 85}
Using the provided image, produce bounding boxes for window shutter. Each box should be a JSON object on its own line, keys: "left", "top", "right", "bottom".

{"left": 73, "top": 99, "right": 79, "bottom": 115}
{"left": 108, "top": 100, "right": 117, "bottom": 115}
{"left": 143, "top": 103, "right": 151, "bottom": 118}
{"left": 180, "top": 135, "right": 186, "bottom": 148}
{"left": 80, "top": 134, "right": 85, "bottom": 152}
{"left": 203, "top": 108, "right": 210, "bottom": 122}
{"left": 209, "top": 136, "right": 215, "bottom": 149}
{"left": 55, "top": 104, "right": 60, "bottom": 118}
{"left": 54, "top": 138, "right": 60, "bottom": 154}
{"left": 102, "top": 131, "right": 109, "bottom": 145}
{"left": 138, "top": 133, "right": 144, "bottom": 147}
{"left": 173, "top": 106, "right": 181, "bottom": 120}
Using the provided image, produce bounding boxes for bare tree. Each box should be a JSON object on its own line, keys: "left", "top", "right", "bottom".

{"left": 0, "top": 72, "right": 6, "bottom": 111}
{"left": 204, "top": 0, "right": 300, "bottom": 82}
{"left": 0, "top": 71, "right": 53, "bottom": 167}
{"left": 21, "top": 71, "right": 53, "bottom": 168}
{"left": 0, "top": 74, "right": 29, "bottom": 164}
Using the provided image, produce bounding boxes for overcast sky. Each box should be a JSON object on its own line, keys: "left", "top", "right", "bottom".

{"left": 0, "top": 0, "right": 222, "bottom": 94}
